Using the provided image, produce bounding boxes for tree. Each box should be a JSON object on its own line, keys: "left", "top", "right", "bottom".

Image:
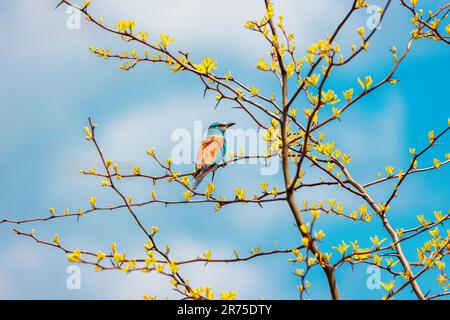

{"left": 2, "top": 0, "right": 450, "bottom": 300}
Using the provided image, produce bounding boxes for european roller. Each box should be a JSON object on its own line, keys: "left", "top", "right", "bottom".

{"left": 192, "top": 122, "right": 235, "bottom": 190}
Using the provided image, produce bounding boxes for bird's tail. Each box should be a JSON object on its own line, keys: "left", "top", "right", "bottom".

{"left": 192, "top": 166, "right": 209, "bottom": 190}
{"left": 192, "top": 176, "right": 204, "bottom": 190}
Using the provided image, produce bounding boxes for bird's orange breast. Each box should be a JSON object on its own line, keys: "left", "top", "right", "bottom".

{"left": 195, "top": 135, "right": 225, "bottom": 171}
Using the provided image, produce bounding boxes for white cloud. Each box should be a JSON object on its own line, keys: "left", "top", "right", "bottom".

{"left": 92, "top": 97, "right": 244, "bottom": 165}
{"left": 92, "top": 0, "right": 347, "bottom": 59}
{"left": 0, "top": 270, "right": 13, "bottom": 299}
{"left": 0, "top": 240, "right": 58, "bottom": 299}
{"left": 0, "top": 0, "right": 349, "bottom": 68}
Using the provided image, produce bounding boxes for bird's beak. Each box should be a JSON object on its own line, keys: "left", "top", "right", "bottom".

{"left": 226, "top": 122, "right": 236, "bottom": 128}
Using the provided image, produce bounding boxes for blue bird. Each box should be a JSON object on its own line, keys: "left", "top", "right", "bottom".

{"left": 192, "top": 122, "right": 235, "bottom": 190}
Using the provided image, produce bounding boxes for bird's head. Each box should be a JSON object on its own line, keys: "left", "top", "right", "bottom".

{"left": 208, "top": 122, "right": 235, "bottom": 131}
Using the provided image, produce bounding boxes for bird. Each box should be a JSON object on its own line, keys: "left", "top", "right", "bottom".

{"left": 192, "top": 122, "right": 235, "bottom": 190}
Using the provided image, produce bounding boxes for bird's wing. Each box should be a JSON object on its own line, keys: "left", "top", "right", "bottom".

{"left": 195, "top": 135, "right": 224, "bottom": 172}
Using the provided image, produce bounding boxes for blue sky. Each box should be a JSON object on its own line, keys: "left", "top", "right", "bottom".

{"left": 0, "top": 0, "right": 449, "bottom": 299}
